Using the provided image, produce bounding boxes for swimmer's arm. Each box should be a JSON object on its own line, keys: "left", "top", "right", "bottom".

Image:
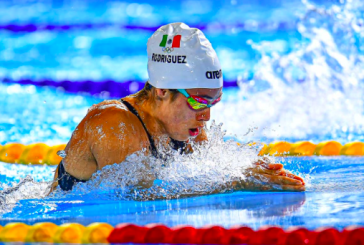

{"left": 48, "top": 164, "right": 60, "bottom": 194}
{"left": 231, "top": 159, "right": 305, "bottom": 192}
{"left": 87, "top": 108, "right": 155, "bottom": 188}
{"left": 87, "top": 109, "right": 145, "bottom": 169}
{"left": 143, "top": 174, "right": 304, "bottom": 200}
{"left": 196, "top": 164, "right": 305, "bottom": 195}
{"left": 188, "top": 131, "right": 304, "bottom": 192}
{"left": 185, "top": 159, "right": 305, "bottom": 196}
{"left": 144, "top": 164, "right": 305, "bottom": 200}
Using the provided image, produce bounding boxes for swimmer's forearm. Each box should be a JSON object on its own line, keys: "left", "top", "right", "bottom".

{"left": 47, "top": 165, "right": 60, "bottom": 195}
{"left": 231, "top": 177, "right": 274, "bottom": 191}
{"left": 232, "top": 175, "right": 305, "bottom": 192}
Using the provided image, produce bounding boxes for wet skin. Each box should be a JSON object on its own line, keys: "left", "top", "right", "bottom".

{"left": 51, "top": 88, "right": 305, "bottom": 192}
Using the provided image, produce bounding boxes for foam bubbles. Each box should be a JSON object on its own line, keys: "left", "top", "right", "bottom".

{"left": 0, "top": 122, "right": 306, "bottom": 217}
{"left": 0, "top": 176, "right": 50, "bottom": 214}
{"left": 48, "top": 122, "right": 287, "bottom": 201}
{"left": 213, "top": 0, "right": 364, "bottom": 143}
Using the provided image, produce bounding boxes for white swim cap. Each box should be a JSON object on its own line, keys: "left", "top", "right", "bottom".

{"left": 147, "top": 22, "right": 223, "bottom": 89}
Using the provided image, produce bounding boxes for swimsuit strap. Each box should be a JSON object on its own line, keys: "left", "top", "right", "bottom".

{"left": 121, "top": 99, "right": 160, "bottom": 159}
{"left": 170, "top": 138, "right": 187, "bottom": 152}
{"left": 58, "top": 160, "right": 86, "bottom": 191}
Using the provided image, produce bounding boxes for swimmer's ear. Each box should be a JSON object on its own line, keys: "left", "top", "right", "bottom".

{"left": 155, "top": 88, "right": 170, "bottom": 101}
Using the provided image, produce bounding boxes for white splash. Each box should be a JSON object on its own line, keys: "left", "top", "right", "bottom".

{"left": 0, "top": 121, "right": 304, "bottom": 217}
{"left": 49, "top": 121, "right": 277, "bottom": 200}
{"left": 0, "top": 176, "right": 50, "bottom": 214}
{"left": 213, "top": 0, "right": 364, "bottom": 143}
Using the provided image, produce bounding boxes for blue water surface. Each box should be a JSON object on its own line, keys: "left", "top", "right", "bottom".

{"left": 1, "top": 0, "right": 364, "bottom": 231}
{"left": 1, "top": 156, "right": 364, "bottom": 230}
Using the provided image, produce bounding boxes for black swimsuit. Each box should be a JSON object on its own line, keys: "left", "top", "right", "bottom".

{"left": 57, "top": 99, "right": 186, "bottom": 191}
{"left": 57, "top": 161, "right": 86, "bottom": 191}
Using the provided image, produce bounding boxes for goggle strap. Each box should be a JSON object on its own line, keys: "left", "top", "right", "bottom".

{"left": 177, "top": 88, "right": 220, "bottom": 110}
{"left": 177, "top": 89, "right": 190, "bottom": 98}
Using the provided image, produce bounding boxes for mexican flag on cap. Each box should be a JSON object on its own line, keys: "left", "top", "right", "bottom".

{"left": 147, "top": 22, "right": 223, "bottom": 89}
{"left": 159, "top": 35, "right": 181, "bottom": 48}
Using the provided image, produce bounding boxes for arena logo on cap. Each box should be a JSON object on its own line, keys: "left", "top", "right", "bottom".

{"left": 159, "top": 34, "right": 181, "bottom": 53}
{"left": 206, "top": 69, "right": 222, "bottom": 79}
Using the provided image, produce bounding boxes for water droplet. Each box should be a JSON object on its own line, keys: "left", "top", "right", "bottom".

{"left": 57, "top": 150, "right": 67, "bottom": 158}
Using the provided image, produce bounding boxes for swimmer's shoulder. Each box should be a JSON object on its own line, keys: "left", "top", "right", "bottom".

{"left": 67, "top": 99, "right": 136, "bottom": 148}
{"left": 86, "top": 100, "right": 129, "bottom": 117}
{"left": 65, "top": 99, "right": 149, "bottom": 176}
{"left": 83, "top": 99, "right": 149, "bottom": 141}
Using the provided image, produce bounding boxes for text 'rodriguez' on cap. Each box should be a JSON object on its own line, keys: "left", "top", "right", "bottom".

{"left": 147, "top": 22, "right": 223, "bottom": 89}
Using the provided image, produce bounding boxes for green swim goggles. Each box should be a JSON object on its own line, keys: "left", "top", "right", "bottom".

{"left": 177, "top": 89, "right": 222, "bottom": 111}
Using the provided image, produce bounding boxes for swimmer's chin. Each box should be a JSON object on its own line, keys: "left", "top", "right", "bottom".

{"left": 169, "top": 128, "right": 201, "bottom": 141}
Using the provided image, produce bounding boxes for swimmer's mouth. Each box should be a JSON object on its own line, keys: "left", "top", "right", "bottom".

{"left": 189, "top": 128, "right": 200, "bottom": 137}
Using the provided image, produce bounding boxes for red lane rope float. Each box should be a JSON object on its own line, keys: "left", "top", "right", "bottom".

{"left": 144, "top": 224, "right": 172, "bottom": 244}
{"left": 342, "top": 226, "right": 364, "bottom": 245}
{"left": 196, "top": 226, "right": 227, "bottom": 244}
{"left": 107, "top": 224, "right": 147, "bottom": 244}
{"left": 171, "top": 225, "right": 197, "bottom": 244}
{"left": 248, "top": 226, "right": 285, "bottom": 245}
{"left": 310, "top": 227, "right": 340, "bottom": 245}
{"left": 225, "top": 226, "right": 254, "bottom": 244}
{"left": 1, "top": 222, "right": 364, "bottom": 244}
{"left": 281, "top": 227, "right": 311, "bottom": 245}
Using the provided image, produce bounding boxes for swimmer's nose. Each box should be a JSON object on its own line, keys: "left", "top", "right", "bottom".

{"left": 196, "top": 108, "right": 210, "bottom": 121}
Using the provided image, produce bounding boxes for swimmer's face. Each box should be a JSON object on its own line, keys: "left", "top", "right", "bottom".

{"left": 156, "top": 87, "right": 222, "bottom": 141}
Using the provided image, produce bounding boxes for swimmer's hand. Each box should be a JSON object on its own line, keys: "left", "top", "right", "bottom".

{"left": 235, "top": 157, "right": 305, "bottom": 192}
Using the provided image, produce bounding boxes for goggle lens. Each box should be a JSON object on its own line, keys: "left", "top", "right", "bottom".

{"left": 187, "top": 95, "right": 221, "bottom": 110}
{"left": 187, "top": 97, "right": 208, "bottom": 110}
{"left": 178, "top": 89, "right": 222, "bottom": 111}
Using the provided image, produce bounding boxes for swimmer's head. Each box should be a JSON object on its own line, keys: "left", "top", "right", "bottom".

{"left": 138, "top": 23, "right": 223, "bottom": 141}
{"left": 137, "top": 82, "right": 222, "bottom": 141}
{"left": 147, "top": 22, "right": 223, "bottom": 89}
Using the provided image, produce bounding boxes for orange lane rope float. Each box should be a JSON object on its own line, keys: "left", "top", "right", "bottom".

{"left": 255, "top": 141, "right": 363, "bottom": 157}
{"left": 0, "top": 143, "right": 66, "bottom": 165}
{"left": 0, "top": 222, "right": 363, "bottom": 244}
{"left": 0, "top": 141, "right": 363, "bottom": 165}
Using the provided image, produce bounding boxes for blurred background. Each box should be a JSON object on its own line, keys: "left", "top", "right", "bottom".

{"left": 1, "top": 0, "right": 364, "bottom": 146}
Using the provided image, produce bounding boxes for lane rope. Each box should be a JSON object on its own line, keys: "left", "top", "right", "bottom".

{"left": 0, "top": 141, "right": 363, "bottom": 165}
{"left": 1, "top": 79, "right": 239, "bottom": 97}
{"left": 0, "top": 222, "right": 363, "bottom": 244}
{"left": 0, "top": 22, "right": 295, "bottom": 33}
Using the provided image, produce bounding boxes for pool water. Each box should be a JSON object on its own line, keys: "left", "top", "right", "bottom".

{"left": 1, "top": 0, "right": 364, "bottom": 231}
{"left": 1, "top": 156, "right": 364, "bottom": 230}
